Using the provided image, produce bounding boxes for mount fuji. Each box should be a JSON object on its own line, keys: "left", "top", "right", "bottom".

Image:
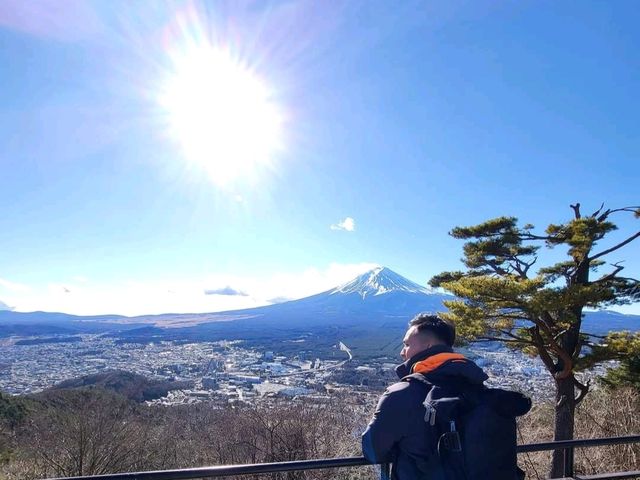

{"left": 187, "top": 266, "right": 453, "bottom": 329}
{"left": 142, "top": 267, "right": 455, "bottom": 355}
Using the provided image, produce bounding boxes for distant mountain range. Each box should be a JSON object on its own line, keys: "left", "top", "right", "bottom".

{"left": 1, "top": 267, "right": 638, "bottom": 338}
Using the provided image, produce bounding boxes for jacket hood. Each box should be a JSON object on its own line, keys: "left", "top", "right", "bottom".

{"left": 395, "top": 345, "right": 488, "bottom": 386}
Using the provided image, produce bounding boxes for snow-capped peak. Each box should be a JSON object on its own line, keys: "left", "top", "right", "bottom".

{"left": 330, "top": 267, "right": 432, "bottom": 299}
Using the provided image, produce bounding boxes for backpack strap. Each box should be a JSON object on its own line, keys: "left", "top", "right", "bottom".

{"left": 401, "top": 372, "right": 433, "bottom": 386}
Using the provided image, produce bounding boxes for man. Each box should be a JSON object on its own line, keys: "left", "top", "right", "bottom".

{"left": 362, "top": 313, "right": 488, "bottom": 480}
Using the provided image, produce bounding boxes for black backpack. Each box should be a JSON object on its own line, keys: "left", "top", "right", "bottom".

{"left": 406, "top": 373, "right": 532, "bottom": 480}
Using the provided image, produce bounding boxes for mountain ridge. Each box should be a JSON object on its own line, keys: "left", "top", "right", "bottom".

{"left": 1, "top": 267, "right": 638, "bottom": 336}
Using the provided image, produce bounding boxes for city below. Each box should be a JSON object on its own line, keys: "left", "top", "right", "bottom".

{"left": 0, "top": 331, "right": 613, "bottom": 405}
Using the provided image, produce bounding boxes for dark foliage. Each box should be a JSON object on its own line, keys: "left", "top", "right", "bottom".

{"left": 45, "top": 370, "right": 193, "bottom": 402}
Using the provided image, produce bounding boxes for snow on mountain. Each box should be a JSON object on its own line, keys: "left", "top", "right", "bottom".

{"left": 330, "top": 266, "right": 431, "bottom": 298}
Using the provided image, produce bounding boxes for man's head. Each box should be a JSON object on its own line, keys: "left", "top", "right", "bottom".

{"left": 400, "top": 313, "right": 456, "bottom": 361}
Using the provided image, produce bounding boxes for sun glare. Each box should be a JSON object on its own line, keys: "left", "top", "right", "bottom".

{"left": 159, "top": 45, "right": 284, "bottom": 186}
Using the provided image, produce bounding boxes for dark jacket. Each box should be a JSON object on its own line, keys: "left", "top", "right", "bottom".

{"left": 362, "top": 345, "right": 488, "bottom": 480}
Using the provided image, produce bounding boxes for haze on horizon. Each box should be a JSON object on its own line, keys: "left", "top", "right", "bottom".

{"left": 0, "top": 1, "right": 638, "bottom": 317}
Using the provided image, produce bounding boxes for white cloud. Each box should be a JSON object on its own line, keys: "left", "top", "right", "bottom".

{"left": 0, "top": 277, "right": 31, "bottom": 293}
{"left": 9, "top": 280, "right": 262, "bottom": 317}
{"left": 204, "top": 286, "right": 249, "bottom": 296}
{"left": 3, "top": 262, "right": 379, "bottom": 317}
{"left": 330, "top": 217, "right": 355, "bottom": 232}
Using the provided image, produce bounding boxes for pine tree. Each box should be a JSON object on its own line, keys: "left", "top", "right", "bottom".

{"left": 602, "top": 355, "right": 640, "bottom": 391}
{"left": 429, "top": 203, "right": 640, "bottom": 478}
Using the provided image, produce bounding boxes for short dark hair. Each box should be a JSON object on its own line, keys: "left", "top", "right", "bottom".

{"left": 409, "top": 313, "right": 455, "bottom": 347}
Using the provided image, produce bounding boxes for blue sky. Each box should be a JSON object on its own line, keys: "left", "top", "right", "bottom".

{"left": 1, "top": 0, "right": 638, "bottom": 315}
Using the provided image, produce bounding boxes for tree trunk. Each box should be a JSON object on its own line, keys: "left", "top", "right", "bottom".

{"left": 550, "top": 376, "right": 576, "bottom": 478}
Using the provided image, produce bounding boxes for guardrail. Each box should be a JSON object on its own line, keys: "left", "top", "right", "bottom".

{"left": 46, "top": 434, "right": 640, "bottom": 480}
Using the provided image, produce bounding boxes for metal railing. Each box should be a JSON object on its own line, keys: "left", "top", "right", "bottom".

{"left": 46, "top": 434, "right": 640, "bottom": 480}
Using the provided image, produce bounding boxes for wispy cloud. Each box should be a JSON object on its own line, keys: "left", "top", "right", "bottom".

{"left": 330, "top": 217, "right": 355, "bottom": 232}
{"left": 204, "top": 286, "right": 249, "bottom": 296}
{"left": 2, "top": 262, "right": 379, "bottom": 316}
{"left": 0, "top": 278, "right": 31, "bottom": 293}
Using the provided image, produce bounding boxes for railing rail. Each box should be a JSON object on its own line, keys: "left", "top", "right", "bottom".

{"left": 46, "top": 457, "right": 374, "bottom": 480}
{"left": 516, "top": 434, "right": 640, "bottom": 452}
{"left": 45, "top": 434, "right": 640, "bottom": 480}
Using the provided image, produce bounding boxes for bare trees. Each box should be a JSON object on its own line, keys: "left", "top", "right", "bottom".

{"left": 25, "top": 390, "right": 152, "bottom": 478}
{"left": 155, "top": 397, "right": 373, "bottom": 480}
{"left": 8, "top": 388, "right": 373, "bottom": 479}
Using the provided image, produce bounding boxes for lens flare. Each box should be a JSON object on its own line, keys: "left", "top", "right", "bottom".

{"left": 158, "top": 30, "right": 284, "bottom": 187}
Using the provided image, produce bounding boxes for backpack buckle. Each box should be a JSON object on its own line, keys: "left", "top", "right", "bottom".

{"left": 441, "top": 420, "right": 462, "bottom": 452}
{"left": 423, "top": 402, "right": 436, "bottom": 426}
{"left": 440, "top": 431, "right": 462, "bottom": 452}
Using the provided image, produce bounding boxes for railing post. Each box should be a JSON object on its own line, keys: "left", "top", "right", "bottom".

{"left": 380, "top": 462, "right": 390, "bottom": 480}
{"left": 563, "top": 446, "right": 574, "bottom": 478}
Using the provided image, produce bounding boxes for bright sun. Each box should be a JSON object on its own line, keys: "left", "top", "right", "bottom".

{"left": 159, "top": 46, "right": 284, "bottom": 186}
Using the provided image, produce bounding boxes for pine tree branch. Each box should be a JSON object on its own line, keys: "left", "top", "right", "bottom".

{"left": 489, "top": 313, "right": 530, "bottom": 320}
{"left": 541, "top": 311, "right": 559, "bottom": 334}
{"left": 582, "top": 332, "right": 606, "bottom": 340}
{"left": 590, "top": 202, "right": 605, "bottom": 218}
{"left": 553, "top": 329, "right": 569, "bottom": 343}
{"left": 589, "top": 230, "right": 640, "bottom": 261}
{"left": 574, "top": 377, "right": 590, "bottom": 405}
{"left": 511, "top": 316, "right": 534, "bottom": 322}
{"left": 522, "top": 256, "right": 537, "bottom": 277}
{"left": 596, "top": 206, "right": 640, "bottom": 222}
{"left": 506, "top": 255, "right": 532, "bottom": 278}
{"left": 498, "top": 329, "right": 532, "bottom": 341}
{"left": 477, "top": 328, "right": 535, "bottom": 344}
{"left": 592, "top": 263, "right": 625, "bottom": 284}
{"left": 520, "top": 232, "right": 554, "bottom": 241}
{"left": 477, "top": 336, "right": 533, "bottom": 344}
{"left": 551, "top": 344, "right": 574, "bottom": 380}
{"left": 534, "top": 313, "right": 575, "bottom": 379}
{"left": 531, "top": 326, "right": 557, "bottom": 374}
{"left": 487, "top": 260, "right": 509, "bottom": 276}
{"left": 570, "top": 203, "right": 581, "bottom": 219}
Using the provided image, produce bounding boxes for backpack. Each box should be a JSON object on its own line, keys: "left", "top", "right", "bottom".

{"left": 406, "top": 373, "right": 532, "bottom": 480}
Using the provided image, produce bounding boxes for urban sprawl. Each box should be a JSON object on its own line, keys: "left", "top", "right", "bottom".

{"left": 0, "top": 334, "right": 611, "bottom": 403}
